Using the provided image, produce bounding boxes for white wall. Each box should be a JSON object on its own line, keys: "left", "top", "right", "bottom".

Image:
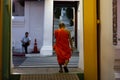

{"left": 12, "top": 1, "right": 44, "bottom": 52}
{"left": 100, "top": 0, "right": 115, "bottom": 80}
{"left": 12, "top": 17, "right": 26, "bottom": 51}
{"left": 26, "top": 1, "right": 44, "bottom": 50}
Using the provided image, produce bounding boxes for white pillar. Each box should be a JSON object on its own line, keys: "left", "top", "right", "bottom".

{"left": 78, "top": 0, "right": 84, "bottom": 70}
{"left": 40, "top": 0, "right": 53, "bottom": 56}
{"left": 25, "top": 1, "right": 30, "bottom": 32}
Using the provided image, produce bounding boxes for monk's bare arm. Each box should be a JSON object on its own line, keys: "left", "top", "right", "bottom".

{"left": 68, "top": 30, "right": 73, "bottom": 50}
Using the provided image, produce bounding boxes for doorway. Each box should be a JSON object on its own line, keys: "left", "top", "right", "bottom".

{"left": 2, "top": 0, "right": 98, "bottom": 80}
{"left": 53, "top": 1, "right": 79, "bottom": 50}
{"left": 11, "top": 0, "right": 81, "bottom": 74}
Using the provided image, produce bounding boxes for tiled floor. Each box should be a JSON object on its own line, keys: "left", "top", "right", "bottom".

{"left": 20, "top": 74, "right": 80, "bottom": 80}
{"left": 13, "top": 56, "right": 79, "bottom": 67}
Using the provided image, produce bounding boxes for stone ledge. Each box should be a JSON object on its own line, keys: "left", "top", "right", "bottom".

{"left": 25, "top": 53, "right": 40, "bottom": 57}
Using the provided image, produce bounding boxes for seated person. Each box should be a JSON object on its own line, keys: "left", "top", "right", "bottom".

{"left": 21, "top": 32, "right": 31, "bottom": 54}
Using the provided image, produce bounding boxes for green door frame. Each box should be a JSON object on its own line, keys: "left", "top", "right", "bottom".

{"left": 2, "top": 0, "right": 21, "bottom": 80}
{"left": 2, "top": 0, "right": 11, "bottom": 79}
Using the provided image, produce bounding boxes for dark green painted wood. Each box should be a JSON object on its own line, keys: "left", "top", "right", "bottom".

{"left": 2, "top": 0, "right": 11, "bottom": 80}
{"left": 10, "top": 75, "right": 20, "bottom": 80}
{"left": 77, "top": 73, "right": 84, "bottom": 80}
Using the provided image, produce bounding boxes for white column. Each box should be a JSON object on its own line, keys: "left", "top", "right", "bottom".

{"left": 25, "top": 1, "right": 30, "bottom": 32}
{"left": 40, "top": 0, "right": 53, "bottom": 56}
{"left": 78, "top": 0, "right": 84, "bottom": 70}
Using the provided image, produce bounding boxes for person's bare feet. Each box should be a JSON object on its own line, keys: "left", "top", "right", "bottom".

{"left": 63, "top": 66, "right": 69, "bottom": 73}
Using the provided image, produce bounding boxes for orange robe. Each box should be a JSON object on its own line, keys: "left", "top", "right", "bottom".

{"left": 54, "top": 28, "right": 71, "bottom": 65}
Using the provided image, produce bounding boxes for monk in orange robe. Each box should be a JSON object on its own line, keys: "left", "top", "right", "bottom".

{"left": 54, "top": 23, "right": 73, "bottom": 73}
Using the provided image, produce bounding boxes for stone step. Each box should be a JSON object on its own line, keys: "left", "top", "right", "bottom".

{"left": 18, "top": 57, "right": 79, "bottom": 68}
{"left": 12, "top": 67, "right": 83, "bottom": 74}
{"left": 19, "top": 65, "right": 78, "bottom": 68}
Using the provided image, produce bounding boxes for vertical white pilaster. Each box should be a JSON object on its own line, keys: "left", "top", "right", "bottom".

{"left": 40, "top": 0, "right": 53, "bottom": 56}
{"left": 78, "top": 0, "right": 84, "bottom": 70}
{"left": 25, "top": 1, "right": 30, "bottom": 32}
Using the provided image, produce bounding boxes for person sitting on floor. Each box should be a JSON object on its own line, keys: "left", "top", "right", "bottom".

{"left": 21, "top": 32, "right": 31, "bottom": 54}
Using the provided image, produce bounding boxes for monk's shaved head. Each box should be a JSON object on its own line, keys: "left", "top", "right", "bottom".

{"left": 59, "top": 23, "right": 65, "bottom": 28}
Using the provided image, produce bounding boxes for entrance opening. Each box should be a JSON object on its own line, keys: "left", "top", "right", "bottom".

{"left": 11, "top": 0, "right": 82, "bottom": 74}
{"left": 53, "top": 1, "right": 79, "bottom": 50}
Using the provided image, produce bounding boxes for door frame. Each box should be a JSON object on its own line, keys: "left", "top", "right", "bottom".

{"left": 0, "top": 0, "right": 3, "bottom": 79}
{"left": 1, "top": 0, "right": 98, "bottom": 80}
{"left": 84, "top": 0, "right": 98, "bottom": 80}
{"left": 54, "top": 1, "right": 79, "bottom": 49}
